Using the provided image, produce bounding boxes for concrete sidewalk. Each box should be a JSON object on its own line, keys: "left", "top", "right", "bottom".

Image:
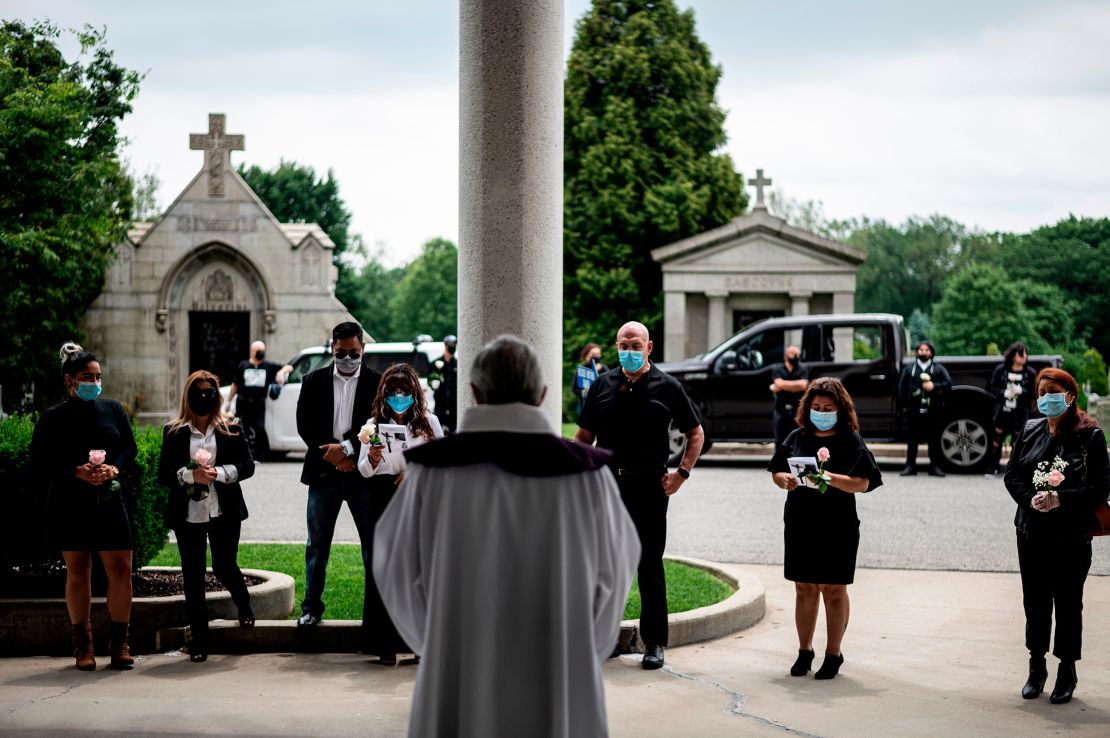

{"left": 2, "top": 564, "right": 1107, "bottom": 737}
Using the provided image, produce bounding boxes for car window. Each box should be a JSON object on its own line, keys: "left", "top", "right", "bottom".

{"left": 731, "top": 328, "right": 785, "bottom": 371}
{"left": 816, "top": 324, "right": 883, "bottom": 362}
{"left": 287, "top": 353, "right": 333, "bottom": 384}
{"left": 363, "top": 351, "right": 432, "bottom": 376}
{"left": 852, "top": 325, "right": 884, "bottom": 361}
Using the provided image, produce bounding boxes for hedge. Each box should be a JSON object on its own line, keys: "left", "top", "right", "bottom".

{"left": 0, "top": 414, "right": 169, "bottom": 576}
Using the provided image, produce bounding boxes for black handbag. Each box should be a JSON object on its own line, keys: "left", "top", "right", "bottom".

{"left": 1078, "top": 429, "right": 1110, "bottom": 538}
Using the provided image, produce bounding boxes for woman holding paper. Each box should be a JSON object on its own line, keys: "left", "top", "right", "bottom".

{"left": 159, "top": 370, "right": 256, "bottom": 663}
{"left": 768, "top": 377, "right": 882, "bottom": 680}
{"left": 358, "top": 363, "right": 444, "bottom": 664}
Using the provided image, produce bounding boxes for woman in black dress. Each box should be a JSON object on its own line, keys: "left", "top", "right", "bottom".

{"left": 768, "top": 377, "right": 882, "bottom": 680}
{"left": 158, "top": 370, "right": 256, "bottom": 663}
{"left": 985, "top": 341, "right": 1037, "bottom": 477}
{"left": 30, "top": 343, "right": 137, "bottom": 671}
{"left": 357, "top": 363, "right": 444, "bottom": 665}
{"left": 1005, "top": 367, "right": 1108, "bottom": 704}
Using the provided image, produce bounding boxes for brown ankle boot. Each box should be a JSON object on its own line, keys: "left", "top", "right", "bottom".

{"left": 71, "top": 621, "right": 96, "bottom": 671}
{"left": 108, "top": 621, "right": 134, "bottom": 670}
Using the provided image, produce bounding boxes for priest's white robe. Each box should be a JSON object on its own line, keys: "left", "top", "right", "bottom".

{"left": 373, "top": 403, "right": 640, "bottom": 738}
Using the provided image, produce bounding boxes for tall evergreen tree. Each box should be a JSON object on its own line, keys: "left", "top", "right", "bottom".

{"left": 563, "top": 0, "right": 747, "bottom": 374}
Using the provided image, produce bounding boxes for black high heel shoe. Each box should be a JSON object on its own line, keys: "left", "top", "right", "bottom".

{"left": 790, "top": 649, "right": 815, "bottom": 677}
{"left": 1049, "top": 661, "right": 1077, "bottom": 704}
{"left": 1022, "top": 654, "right": 1047, "bottom": 699}
{"left": 814, "top": 652, "right": 844, "bottom": 680}
{"left": 239, "top": 613, "right": 256, "bottom": 627}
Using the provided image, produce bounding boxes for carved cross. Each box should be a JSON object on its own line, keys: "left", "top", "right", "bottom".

{"left": 189, "top": 114, "right": 244, "bottom": 197}
{"left": 748, "top": 168, "right": 772, "bottom": 209}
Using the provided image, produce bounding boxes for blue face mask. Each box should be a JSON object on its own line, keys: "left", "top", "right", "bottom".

{"left": 810, "top": 409, "right": 838, "bottom": 431}
{"left": 618, "top": 350, "right": 646, "bottom": 373}
{"left": 76, "top": 381, "right": 102, "bottom": 401}
{"left": 1037, "top": 392, "right": 1070, "bottom": 418}
{"left": 386, "top": 394, "right": 415, "bottom": 415}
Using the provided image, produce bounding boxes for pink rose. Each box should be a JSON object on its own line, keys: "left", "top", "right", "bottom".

{"left": 1047, "top": 469, "right": 1065, "bottom": 487}
{"left": 89, "top": 449, "right": 106, "bottom": 466}
{"left": 816, "top": 447, "right": 830, "bottom": 463}
{"left": 193, "top": 448, "right": 212, "bottom": 466}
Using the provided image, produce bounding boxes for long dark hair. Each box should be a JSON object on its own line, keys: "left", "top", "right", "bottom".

{"left": 1034, "top": 367, "right": 1098, "bottom": 436}
{"left": 580, "top": 343, "right": 601, "bottom": 364}
{"left": 373, "top": 364, "right": 435, "bottom": 441}
{"left": 1003, "top": 341, "right": 1028, "bottom": 369}
{"left": 795, "top": 376, "right": 861, "bottom": 434}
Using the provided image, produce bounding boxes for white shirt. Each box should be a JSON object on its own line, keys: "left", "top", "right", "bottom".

{"left": 357, "top": 413, "right": 444, "bottom": 478}
{"left": 332, "top": 364, "right": 362, "bottom": 456}
{"left": 373, "top": 403, "right": 640, "bottom": 738}
{"left": 175, "top": 422, "right": 240, "bottom": 524}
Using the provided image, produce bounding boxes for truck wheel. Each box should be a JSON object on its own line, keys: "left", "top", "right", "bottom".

{"left": 666, "top": 424, "right": 712, "bottom": 466}
{"left": 937, "top": 415, "right": 991, "bottom": 473}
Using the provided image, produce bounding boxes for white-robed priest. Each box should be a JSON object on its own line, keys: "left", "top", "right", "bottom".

{"left": 373, "top": 334, "right": 641, "bottom": 738}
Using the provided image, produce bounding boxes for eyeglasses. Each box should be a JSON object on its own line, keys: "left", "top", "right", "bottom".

{"left": 334, "top": 350, "right": 361, "bottom": 360}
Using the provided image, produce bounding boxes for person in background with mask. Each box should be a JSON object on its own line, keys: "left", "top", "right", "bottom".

{"left": 433, "top": 335, "right": 458, "bottom": 434}
{"left": 575, "top": 321, "right": 704, "bottom": 670}
{"left": 226, "top": 340, "right": 290, "bottom": 460}
{"left": 30, "top": 343, "right": 138, "bottom": 671}
{"left": 294, "top": 322, "right": 382, "bottom": 627}
{"left": 771, "top": 345, "right": 809, "bottom": 450}
{"left": 158, "top": 370, "right": 256, "bottom": 662}
{"left": 572, "top": 343, "right": 607, "bottom": 419}
{"left": 985, "top": 341, "right": 1037, "bottom": 478}
{"left": 1005, "top": 368, "right": 1108, "bottom": 705}
{"left": 898, "top": 340, "right": 952, "bottom": 476}
{"left": 357, "top": 363, "right": 444, "bottom": 665}
{"left": 769, "top": 377, "right": 882, "bottom": 681}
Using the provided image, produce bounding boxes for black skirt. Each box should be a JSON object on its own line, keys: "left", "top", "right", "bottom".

{"left": 53, "top": 487, "right": 132, "bottom": 552}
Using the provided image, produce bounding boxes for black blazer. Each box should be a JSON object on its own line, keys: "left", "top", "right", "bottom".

{"left": 158, "top": 423, "right": 255, "bottom": 531}
{"left": 296, "top": 360, "right": 382, "bottom": 487}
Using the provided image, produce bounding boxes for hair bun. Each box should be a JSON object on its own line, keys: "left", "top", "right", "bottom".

{"left": 59, "top": 342, "right": 84, "bottom": 365}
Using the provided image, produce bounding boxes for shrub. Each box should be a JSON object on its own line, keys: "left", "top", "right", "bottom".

{"left": 0, "top": 414, "right": 170, "bottom": 576}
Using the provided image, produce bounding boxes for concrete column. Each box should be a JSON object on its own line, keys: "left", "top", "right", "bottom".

{"left": 458, "top": 0, "right": 564, "bottom": 428}
{"left": 833, "top": 291, "right": 854, "bottom": 314}
{"left": 706, "top": 291, "right": 729, "bottom": 350}
{"left": 663, "top": 291, "right": 686, "bottom": 361}
{"left": 790, "top": 290, "right": 812, "bottom": 317}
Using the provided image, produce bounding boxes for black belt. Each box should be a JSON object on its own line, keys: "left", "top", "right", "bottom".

{"left": 616, "top": 467, "right": 666, "bottom": 477}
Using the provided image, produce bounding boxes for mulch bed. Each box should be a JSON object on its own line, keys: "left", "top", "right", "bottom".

{"left": 2, "top": 570, "right": 263, "bottom": 598}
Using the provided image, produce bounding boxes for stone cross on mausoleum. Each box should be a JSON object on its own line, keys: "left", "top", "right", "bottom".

{"left": 748, "top": 168, "right": 772, "bottom": 210}
{"left": 189, "top": 113, "right": 245, "bottom": 197}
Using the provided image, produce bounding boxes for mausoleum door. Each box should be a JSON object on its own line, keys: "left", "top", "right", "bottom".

{"left": 189, "top": 311, "right": 250, "bottom": 387}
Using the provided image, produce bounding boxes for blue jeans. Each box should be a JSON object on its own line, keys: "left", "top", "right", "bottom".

{"left": 301, "top": 484, "right": 372, "bottom": 617}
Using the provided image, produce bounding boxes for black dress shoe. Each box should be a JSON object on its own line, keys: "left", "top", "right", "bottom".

{"left": 642, "top": 644, "right": 664, "bottom": 670}
{"left": 790, "top": 649, "right": 815, "bottom": 677}
{"left": 927, "top": 467, "right": 946, "bottom": 477}
{"left": 1050, "top": 661, "right": 1077, "bottom": 704}
{"left": 814, "top": 652, "right": 844, "bottom": 680}
{"left": 239, "top": 609, "right": 256, "bottom": 627}
{"left": 900, "top": 465, "right": 917, "bottom": 476}
{"left": 1022, "top": 655, "right": 1048, "bottom": 699}
{"left": 297, "top": 613, "right": 321, "bottom": 627}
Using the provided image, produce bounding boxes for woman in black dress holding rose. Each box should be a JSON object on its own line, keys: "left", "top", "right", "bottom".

{"left": 158, "top": 370, "right": 256, "bottom": 663}
{"left": 30, "top": 343, "right": 138, "bottom": 671}
{"left": 768, "top": 377, "right": 882, "bottom": 680}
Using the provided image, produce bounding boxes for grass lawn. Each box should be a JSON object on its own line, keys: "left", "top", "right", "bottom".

{"left": 147, "top": 543, "right": 734, "bottom": 621}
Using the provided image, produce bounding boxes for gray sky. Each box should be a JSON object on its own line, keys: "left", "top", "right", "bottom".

{"left": 6, "top": 0, "right": 1109, "bottom": 264}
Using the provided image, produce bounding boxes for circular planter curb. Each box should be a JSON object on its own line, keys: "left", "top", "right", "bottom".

{"left": 618, "top": 556, "right": 765, "bottom": 653}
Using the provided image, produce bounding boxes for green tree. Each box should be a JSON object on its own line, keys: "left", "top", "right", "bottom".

{"left": 340, "top": 238, "right": 406, "bottom": 342}
{"left": 0, "top": 21, "right": 141, "bottom": 411}
{"left": 389, "top": 238, "right": 457, "bottom": 342}
{"left": 905, "top": 308, "right": 932, "bottom": 348}
{"left": 930, "top": 264, "right": 1046, "bottom": 355}
{"left": 563, "top": 0, "right": 747, "bottom": 369}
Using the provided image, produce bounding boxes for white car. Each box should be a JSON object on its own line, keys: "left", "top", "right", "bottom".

{"left": 223, "top": 339, "right": 447, "bottom": 457}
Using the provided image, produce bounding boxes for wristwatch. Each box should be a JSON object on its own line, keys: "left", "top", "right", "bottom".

{"left": 676, "top": 467, "right": 691, "bottom": 480}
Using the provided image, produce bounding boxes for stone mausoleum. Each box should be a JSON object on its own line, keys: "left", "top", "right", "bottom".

{"left": 652, "top": 170, "right": 867, "bottom": 362}
{"left": 83, "top": 113, "right": 355, "bottom": 424}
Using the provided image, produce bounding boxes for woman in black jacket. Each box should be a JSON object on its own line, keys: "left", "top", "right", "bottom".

{"left": 30, "top": 343, "right": 138, "bottom": 671}
{"left": 1005, "top": 367, "right": 1109, "bottom": 704}
{"left": 985, "top": 341, "right": 1037, "bottom": 477}
{"left": 158, "top": 370, "right": 256, "bottom": 662}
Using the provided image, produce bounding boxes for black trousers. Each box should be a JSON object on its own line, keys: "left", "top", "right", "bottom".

{"left": 904, "top": 411, "right": 940, "bottom": 468}
{"left": 617, "top": 474, "right": 670, "bottom": 647}
{"left": 177, "top": 516, "right": 252, "bottom": 647}
{"left": 1016, "top": 531, "right": 1092, "bottom": 661}
{"left": 988, "top": 411, "right": 1026, "bottom": 472}
{"left": 239, "top": 402, "right": 268, "bottom": 459}
{"left": 773, "top": 410, "right": 796, "bottom": 450}
{"left": 362, "top": 476, "right": 410, "bottom": 656}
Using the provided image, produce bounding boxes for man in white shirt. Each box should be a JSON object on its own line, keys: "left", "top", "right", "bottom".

{"left": 374, "top": 335, "right": 640, "bottom": 737}
{"left": 295, "top": 322, "right": 382, "bottom": 626}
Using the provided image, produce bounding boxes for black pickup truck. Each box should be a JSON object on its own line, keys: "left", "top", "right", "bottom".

{"left": 658, "top": 313, "right": 1061, "bottom": 473}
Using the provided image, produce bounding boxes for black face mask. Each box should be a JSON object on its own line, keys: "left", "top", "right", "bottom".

{"left": 254, "top": 350, "right": 265, "bottom": 361}
{"left": 786, "top": 354, "right": 799, "bottom": 365}
{"left": 188, "top": 386, "right": 220, "bottom": 416}
{"left": 917, "top": 354, "right": 930, "bottom": 362}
